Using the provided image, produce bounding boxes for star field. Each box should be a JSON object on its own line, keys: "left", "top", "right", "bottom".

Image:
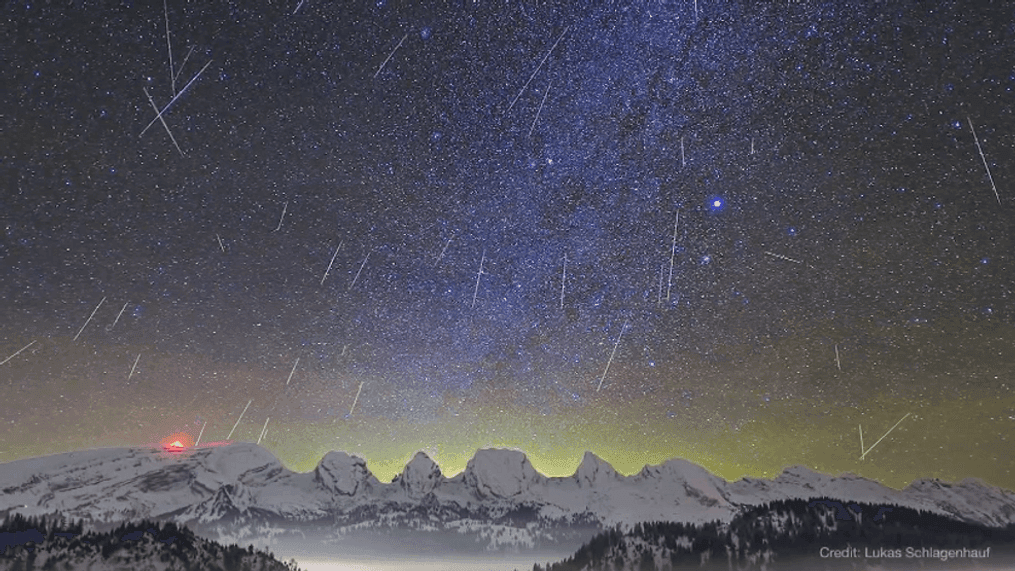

{"left": 1, "top": 0, "right": 1013, "bottom": 489}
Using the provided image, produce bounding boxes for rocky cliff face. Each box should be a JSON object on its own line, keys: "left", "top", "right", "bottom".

{"left": 312, "top": 451, "right": 375, "bottom": 496}
{"left": 460, "top": 448, "right": 544, "bottom": 500}
{"left": 392, "top": 451, "right": 442, "bottom": 498}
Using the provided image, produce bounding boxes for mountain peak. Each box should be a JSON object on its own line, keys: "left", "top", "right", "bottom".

{"left": 314, "top": 450, "right": 374, "bottom": 496}
{"left": 201, "top": 442, "right": 284, "bottom": 484}
{"left": 1, "top": 445, "right": 1014, "bottom": 537}
{"left": 408, "top": 450, "right": 435, "bottom": 465}
{"left": 463, "top": 448, "right": 543, "bottom": 499}
{"left": 187, "top": 482, "right": 253, "bottom": 524}
{"left": 574, "top": 451, "right": 619, "bottom": 488}
{"left": 393, "top": 451, "right": 442, "bottom": 497}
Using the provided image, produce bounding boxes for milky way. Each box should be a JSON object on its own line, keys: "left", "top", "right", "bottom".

{"left": 2, "top": 1, "right": 1013, "bottom": 489}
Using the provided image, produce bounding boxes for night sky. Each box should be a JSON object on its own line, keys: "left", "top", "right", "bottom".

{"left": 2, "top": 0, "right": 1013, "bottom": 491}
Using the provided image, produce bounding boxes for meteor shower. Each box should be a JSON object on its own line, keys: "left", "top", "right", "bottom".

{"left": 2, "top": 1, "right": 1014, "bottom": 570}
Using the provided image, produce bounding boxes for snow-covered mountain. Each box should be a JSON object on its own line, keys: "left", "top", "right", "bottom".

{"left": 2, "top": 443, "right": 1013, "bottom": 556}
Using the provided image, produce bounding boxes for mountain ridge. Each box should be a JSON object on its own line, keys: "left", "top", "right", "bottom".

{"left": 5, "top": 442, "right": 1007, "bottom": 492}
{"left": 2, "top": 442, "right": 1014, "bottom": 557}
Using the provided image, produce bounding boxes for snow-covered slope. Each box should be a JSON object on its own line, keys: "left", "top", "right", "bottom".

{"left": 726, "top": 465, "right": 1015, "bottom": 528}
{"left": 0, "top": 443, "right": 287, "bottom": 522}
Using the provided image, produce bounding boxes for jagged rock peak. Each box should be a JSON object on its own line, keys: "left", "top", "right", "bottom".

{"left": 314, "top": 450, "right": 373, "bottom": 496}
{"left": 904, "top": 478, "right": 957, "bottom": 492}
{"left": 463, "top": 448, "right": 543, "bottom": 499}
{"left": 210, "top": 482, "right": 252, "bottom": 510}
{"left": 394, "top": 451, "right": 443, "bottom": 497}
{"left": 574, "top": 451, "right": 619, "bottom": 487}
{"left": 635, "top": 457, "right": 707, "bottom": 477}
{"left": 187, "top": 482, "right": 253, "bottom": 524}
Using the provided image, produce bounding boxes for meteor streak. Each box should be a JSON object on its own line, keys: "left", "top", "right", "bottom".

{"left": 109, "top": 302, "right": 129, "bottom": 331}
{"left": 321, "top": 241, "right": 342, "bottom": 285}
{"left": 0, "top": 341, "right": 36, "bottom": 366}
{"left": 127, "top": 354, "right": 141, "bottom": 381}
{"left": 968, "top": 117, "right": 1001, "bottom": 205}
{"left": 349, "top": 382, "right": 365, "bottom": 416}
{"left": 74, "top": 297, "right": 106, "bottom": 341}
{"left": 374, "top": 34, "right": 408, "bottom": 79}
{"left": 597, "top": 320, "right": 628, "bottom": 392}
{"left": 506, "top": 26, "right": 570, "bottom": 114}
{"left": 227, "top": 400, "right": 252, "bottom": 440}
{"left": 472, "top": 249, "right": 486, "bottom": 309}
{"left": 257, "top": 418, "right": 270, "bottom": 444}
{"left": 860, "top": 413, "right": 911, "bottom": 460}
{"left": 666, "top": 211, "right": 678, "bottom": 302}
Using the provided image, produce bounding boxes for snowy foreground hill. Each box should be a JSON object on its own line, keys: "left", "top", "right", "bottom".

{"left": 538, "top": 500, "right": 1015, "bottom": 571}
{"left": 2, "top": 443, "right": 1015, "bottom": 564}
